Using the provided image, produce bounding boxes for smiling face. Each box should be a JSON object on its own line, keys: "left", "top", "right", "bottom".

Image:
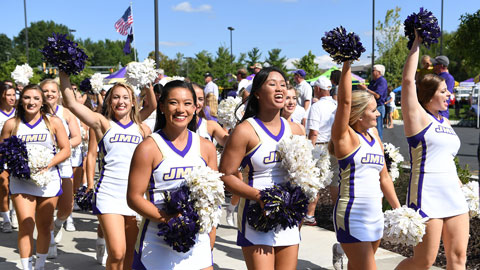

{"left": 160, "top": 87, "right": 196, "bottom": 129}
{"left": 427, "top": 81, "right": 450, "bottom": 112}
{"left": 3, "top": 88, "right": 16, "bottom": 107}
{"left": 109, "top": 86, "right": 133, "bottom": 119}
{"left": 256, "top": 71, "right": 287, "bottom": 111}
{"left": 42, "top": 82, "right": 60, "bottom": 107}
{"left": 359, "top": 97, "right": 380, "bottom": 129}
{"left": 283, "top": 88, "right": 297, "bottom": 115}
{"left": 22, "top": 89, "right": 44, "bottom": 116}
{"left": 193, "top": 85, "right": 205, "bottom": 114}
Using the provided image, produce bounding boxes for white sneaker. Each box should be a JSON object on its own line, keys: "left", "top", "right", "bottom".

{"left": 47, "top": 243, "right": 57, "bottom": 259}
{"left": 332, "top": 243, "right": 345, "bottom": 270}
{"left": 73, "top": 201, "right": 81, "bottom": 211}
{"left": 53, "top": 224, "right": 63, "bottom": 243}
{"left": 65, "top": 217, "right": 76, "bottom": 232}
{"left": 2, "top": 221, "right": 12, "bottom": 233}
{"left": 10, "top": 210, "right": 18, "bottom": 229}
{"left": 226, "top": 209, "right": 235, "bottom": 226}
{"left": 96, "top": 243, "right": 106, "bottom": 265}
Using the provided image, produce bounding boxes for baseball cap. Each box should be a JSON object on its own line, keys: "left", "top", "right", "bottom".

{"left": 250, "top": 63, "right": 263, "bottom": 69}
{"left": 313, "top": 76, "right": 332, "bottom": 90}
{"left": 294, "top": 69, "right": 306, "bottom": 78}
{"left": 204, "top": 72, "right": 213, "bottom": 78}
{"left": 432, "top": 55, "right": 449, "bottom": 67}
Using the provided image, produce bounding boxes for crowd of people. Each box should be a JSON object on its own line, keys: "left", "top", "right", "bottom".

{"left": 0, "top": 32, "right": 471, "bottom": 270}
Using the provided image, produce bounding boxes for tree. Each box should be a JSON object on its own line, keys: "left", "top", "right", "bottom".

{"left": 450, "top": 9, "right": 480, "bottom": 79}
{"left": 147, "top": 51, "right": 178, "bottom": 76}
{"left": 212, "top": 46, "right": 235, "bottom": 89}
{"left": 265, "top": 48, "right": 287, "bottom": 74}
{"left": 292, "top": 51, "right": 322, "bottom": 80}
{"left": 375, "top": 7, "right": 408, "bottom": 87}
{"left": 80, "top": 38, "right": 136, "bottom": 68}
{"left": 246, "top": 47, "right": 262, "bottom": 73}
{"left": 0, "top": 34, "right": 13, "bottom": 63}
{"left": 189, "top": 50, "right": 213, "bottom": 85}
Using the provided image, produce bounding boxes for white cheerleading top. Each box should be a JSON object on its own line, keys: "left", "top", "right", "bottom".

{"left": 196, "top": 118, "right": 211, "bottom": 141}
{"left": 0, "top": 108, "right": 15, "bottom": 131}
{"left": 98, "top": 120, "right": 143, "bottom": 178}
{"left": 147, "top": 130, "right": 206, "bottom": 209}
{"left": 337, "top": 130, "right": 384, "bottom": 199}
{"left": 54, "top": 105, "right": 70, "bottom": 137}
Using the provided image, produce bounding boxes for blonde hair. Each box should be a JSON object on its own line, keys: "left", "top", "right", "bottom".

{"left": 105, "top": 83, "right": 146, "bottom": 137}
{"left": 205, "top": 93, "right": 218, "bottom": 117}
{"left": 39, "top": 79, "right": 60, "bottom": 114}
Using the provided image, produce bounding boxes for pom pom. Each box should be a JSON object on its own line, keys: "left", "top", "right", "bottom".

{"left": 74, "top": 186, "right": 94, "bottom": 211}
{"left": 26, "top": 144, "right": 54, "bottom": 186}
{"left": 383, "top": 143, "right": 404, "bottom": 181}
{"left": 157, "top": 211, "right": 200, "bottom": 253}
{"left": 321, "top": 26, "right": 366, "bottom": 64}
{"left": 217, "top": 96, "right": 243, "bottom": 130}
{"left": 40, "top": 33, "right": 88, "bottom": 75}
{"left": 125, "top": 58, "right": 158, "bottom": 88}
{"left": 312, "top": 144, "right": 334, "bottom": 187}
{"left": 0, "top": 136, "right": 30, "bottom": 179}
{"left": 383, "top": 205, "right": 428, "bottom": 246}
{"left": 11, "top": 64, "right": 33, "bottom": 86}
{"left": 404, "top": 7, "right": 441, "bottom": 49}
{"left": 90, "top": 73, "right": 104, "bottom": 94}
{"left": 79, "top": 78, "right": 92, "bottom": 93}
{"left": 462, "top": 181, "right": 480, "bottom": 218}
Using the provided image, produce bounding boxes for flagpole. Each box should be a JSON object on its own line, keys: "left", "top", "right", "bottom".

{"left": 130, "top": 1, "right": 137, "bottom": 61}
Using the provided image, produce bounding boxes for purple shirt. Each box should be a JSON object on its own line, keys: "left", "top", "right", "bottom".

{"left": 369, "top": 76, "right": 388, "bottom": 106}
{"left": 438, "top": 72, "right": 455, "bottom": 118}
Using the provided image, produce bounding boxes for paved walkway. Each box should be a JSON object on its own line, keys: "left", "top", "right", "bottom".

{"left": 0, "top": 206, "right": 443, "bottom": 270}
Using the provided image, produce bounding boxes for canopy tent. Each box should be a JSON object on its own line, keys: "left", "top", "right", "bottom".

{"left": 306, "top": 67, "right": 366, "bottom": 85}
{"left": 462, "top": 78, "right": 474, "bottom": 83}
{"left": 393, "top": 86, "right": 402, "bottom": 93}
{"left": 104, "top": 67, "right": 126, "bottom": 84}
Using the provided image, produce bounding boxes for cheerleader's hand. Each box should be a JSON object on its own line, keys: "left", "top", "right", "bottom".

{"left": 158, "top": 209, "right": 181, "bottom": 223}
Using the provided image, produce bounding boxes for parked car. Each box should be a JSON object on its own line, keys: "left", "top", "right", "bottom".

{"left": 455, "top": 86, "right": 473, "bottom": 105}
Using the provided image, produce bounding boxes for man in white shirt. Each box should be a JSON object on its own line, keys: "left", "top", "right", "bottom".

{"left": 236, "top": 68, "right": 251, "bottom": 99}
{"left": 204, "top": 72, "right": 219, "bottom": 100}
{"left": 294, "top": 69, "right": 313, "bottom": 110}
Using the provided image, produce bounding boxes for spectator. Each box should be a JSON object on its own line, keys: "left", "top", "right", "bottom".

{"left": 237, "top": 68, "right": 251, "bottom": 101}
{"left": 249, "top": 63, "right": 262, "bottom": 75}
{"left": 204, "top": 92, "right": 218, "bottom": 122}
{"left": 204, "top": 72, "right": 219, "bottom": 101}
{"left": 330, "top": 70, "right": 341, "bottom": 101}
{"left": 293, "top": 69, "right": 313, "bottom": 110}
{"left": 415, "top": 55, "right": 434, "bottom": 81}
{"left": 358, "top": 64, "right": 388, "bottom": 139}
{"left": 385, "top": 86, "right": 396, "bottom": 129}
{"left": 432, "top": 55, "right": 455, "bottom": 118}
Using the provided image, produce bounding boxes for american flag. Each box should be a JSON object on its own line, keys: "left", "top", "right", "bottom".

{"left": 114, "top": 7, "right": 133, "bottom": 36}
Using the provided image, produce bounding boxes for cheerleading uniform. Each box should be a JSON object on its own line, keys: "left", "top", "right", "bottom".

{"left": 0, "top": 108, "right": 15, "bottom": 131}
{"left": 92, "top": 120, "right": 143, "bottom": 216}
{"left": 196, "top": 118, "right": 212, "bottom": 141}
{"left": 9, "top": 116, "right": 62, "bottom": 197}
{"left": 70, "top": 117, "right": 83, "bottom": 167}
{"left": 133, "top": 130, "right": 212, "bottom": 270}
{"left": 406, "top": 113, "right": 468, "bottom": 218}
{"left": 54, "top": 105, "right": 73, "bottom": 178}
{"left": 333, "top": 130, "right": 384, "bottom": 243}
{"left": 236, "top": 117, "right": 300, "bottom": 247}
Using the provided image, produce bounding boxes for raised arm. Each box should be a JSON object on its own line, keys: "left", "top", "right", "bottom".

{"left": 139, "top": 84, "right": 157, "bottom": 122}
{"left": 401, "top": 35, "right": 430, "bottom": 136}
{"left": 59, "top": 71, "right": 108, "bottom": 136}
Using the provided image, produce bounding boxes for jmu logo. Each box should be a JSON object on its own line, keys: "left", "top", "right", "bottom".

{"left": 263, "top": 151, "right": 281, "bottom": 164}
{"left": 109, "top": 134, "right": 141, "bottom": 144}
{"left": 19, "top": 134, "right": 47, "bottom": 142}
{"left": 361, "top": 153, "right": 384, "bottom": 165}
{"left": 435, "top": 126, "right": 456, "bottom": 135}
{"left": 163, "top": 166, "right": 194, "bottom": 181}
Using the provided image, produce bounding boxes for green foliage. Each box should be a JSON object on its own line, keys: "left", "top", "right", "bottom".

{"left": 265, "top": 48, "right": 287, "bottom": 74}
{"left": 0, "top": 59, "right": 19, "bottom": 83}
{"left": 246, "top": 47, "right": 262, "bottom": 73}
{"left": 211, "top": 46, "right": 236, "bottom": 90}
{"left": 0, "top": 34, "right": 13, "bottom": 63}
{"left": 80, "top": 38, "right": 136, "bottom": 67}
{"left": 148, "top": 50, "right": 180, "bottom": 78}
{"left": 455, "top": 156, "right": 472, "bottom": 184}
{"left": 292, "top": 51, "right": 322, "bottom": 80}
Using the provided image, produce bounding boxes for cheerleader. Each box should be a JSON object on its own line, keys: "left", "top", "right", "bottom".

{"left": 39, "top": 79, "right": 81, "bottom": 257}
{"left": 58, "top": 72, "right": 156, "bottom": 270}
{"left": 281, "top": 86, "right": 306, "bottom": 134}
{"left": 396, "top": 33, "right": 469, "bottom": 270}
{"left": 220, "top": 67, "right": 305, "bottom": 269}
{"left": 127, "top": 80, "right": 217, "bottom": 269}
{"left": 330, "top": 61, "right": 400, "bottom": 270}
{"left": 0, "top": 83, "right": 16, "bottom": 233}
{"left": 0, "top": 84, "right": 70, "bottom": 270}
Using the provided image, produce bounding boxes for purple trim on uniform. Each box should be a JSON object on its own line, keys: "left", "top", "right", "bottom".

{"left": 290, "top": 118, "right": 293, "bottom": 122}
{"left": 197, "top": 117, "right": 203, "bottom": 129}
{"left": 54, "top": 105, "right": 59, "bottom": 115}
{"left": 0, "top": 108, "right": 15, "bottom": 117}
{"left": 94, "top": 174, "right": 105, "bottom": 193}
{"left": 132, "top": 219, "right": 150, "bottom": 270}
{"left": 354, "top": 129, "right": 375, "bottom": 147}
{"left": 114, "top": 118, "right": 134, "bottom": 129}
{"left": 158, "top": 130, "right": 192, "bottom": 158}
{"left": 426, "top": 110, "right": 444, "bottom": 124}
{"left": 148, "top": 161, "right": 163, "bottom": 202}
{"left": 200, "top": 157, "right": 207, "bottom": 166}
{"left": 240, "top": 147, "right": 260, "bottom": 168}
{"left": 254, "top": 117, "right": 285, "bottom": 142}
{"left": 406, "top": 123, "right": 432, "bottom": 147}
{"left": 22, "top": 116, "right": 43, "bottom": 129}
{"left": 336, "top": 227, "right": 361, "bottom": 243}
{"left": 55, "top": 168, "right": 63, "bottom": 196}
{"left": 237, "top": 158, "right": 255, "bottom": 247}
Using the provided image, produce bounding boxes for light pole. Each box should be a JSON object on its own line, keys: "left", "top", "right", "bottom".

{"left": 227, "top": 27, "right": 234, "bottom": 64}
{"left": 23, "top": 0, "right": 28, "bottom": 64}
{"left": 183, "top": 57, "right": 192, "bottom": 78}
{"left": 371, "top": 0, "right": 375, "bottom": 70}
{"left": 440, "top": 0, "right": 444, "bottom": 55}
{"left": 154, "top": 0, "right": 160, "bottom": 68}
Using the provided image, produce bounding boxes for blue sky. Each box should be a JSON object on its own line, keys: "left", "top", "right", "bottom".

{"left": 2, "top": 0, "right": 478, "bottom": 69}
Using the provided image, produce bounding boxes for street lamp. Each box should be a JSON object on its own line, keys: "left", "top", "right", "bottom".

{"left": 24, "top": 0, "right": 28, "bottom": 64}
{"left": 227, "top": 27, "right": 234, "bottom": 64}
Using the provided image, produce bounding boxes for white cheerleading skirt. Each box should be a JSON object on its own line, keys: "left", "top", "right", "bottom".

{"left": 58, "top": 158, "right": 73, "bottom": 179}
{"left": 133, "top": 218, "right": 213, "bottom": 270}
{"left": 92, "top": 174, "right": 136, "bottom": 216}
{"left": 70, "top": 146, "right": 83, "bottom": 167}
{"left": 9, "top": 167, "right": 63, "bottom": 197}
{"left": 333, "top": 196, "right": 384, "bottom": 243}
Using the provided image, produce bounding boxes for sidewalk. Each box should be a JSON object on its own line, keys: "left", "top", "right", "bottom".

{"left": 0, "top": 207, "right": 442, "bottom": 270}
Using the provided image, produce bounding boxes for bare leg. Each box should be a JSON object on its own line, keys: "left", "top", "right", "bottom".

{"left": 341, "top": 241, "right": 379, "bottom": 270}
{"left": 442, "top": 213, "right": 469, "bottom": 270}
{"left": 12, "top": 194, "right": 36, "bottom": 258}
{"left": 35, "top": 196, "right": 58, "bottom": 254}
{"left": 123, "top": 216, "right": 139, "bottom": 270}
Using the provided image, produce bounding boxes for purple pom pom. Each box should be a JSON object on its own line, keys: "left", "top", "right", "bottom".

{"left": 40, "top": 33, "right": 88, "bottom": 75}
{"left": 79, "top": 78, "right": 92, "bottom": 92}
{"left": 74, "top": 186, "right": 93, "bottom": 211}
{"left": 404, "top": 7, "right": 441, "bottom": 49}
{"left": 0, "top": 136, "right": 30, "bottom": 179}
{"left": 321, "top": 26, "right": 366, "bottom": 64}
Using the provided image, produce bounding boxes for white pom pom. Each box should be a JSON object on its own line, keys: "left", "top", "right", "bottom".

{"left": 462, "top": 181, "right": 480, "bottom": 218}
{"left": 125, "top": 58, "right": 158, "bottom": 88}
{"left": 383, "top": 205, "right": 428, "bottom": 246}
{"left": 217, "top": 96, "right": 243, "bottom": 130}
{"left": 90, "top": 73, "right": 104, "bottom": 93}
{"left": 383, "top": 142, "right": 404, "bottom": 181}
{"left": 11, "top": 64, "right": 34, "bottom": 86}
{"left": 26, "top": 144, "right": 54, "bottom": 187}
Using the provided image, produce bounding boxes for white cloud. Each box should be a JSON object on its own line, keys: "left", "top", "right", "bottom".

{"left": 172, "top": 2, "right": 212, "bottom": 13}
{"left": 159, "top": 41, "right": 191, "bottom": 47}
{"left": 314, "top": 55, "right": 338, "bottom": 69}
{"left": 285, "top": 58, "right": 299, "bottom": 70}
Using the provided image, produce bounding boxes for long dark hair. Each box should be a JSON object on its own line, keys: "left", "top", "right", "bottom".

{"left": 239, "top": 66, "right": 287, "bottom": 122}
{"left": 154, "top": 80, "right": 197, "bottom": 132}
{"left": 0, "top": 83, "right": 15, "bottom": 106}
